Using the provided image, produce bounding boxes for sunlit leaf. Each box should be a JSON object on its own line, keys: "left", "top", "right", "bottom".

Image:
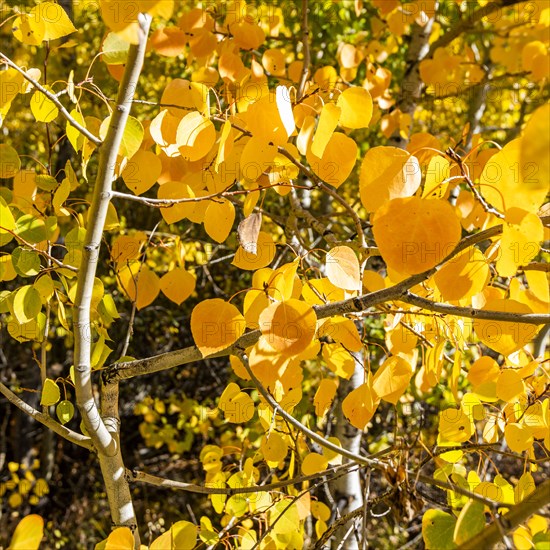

{"left": 40, "top": 378, "right": 61, "bottom": 407}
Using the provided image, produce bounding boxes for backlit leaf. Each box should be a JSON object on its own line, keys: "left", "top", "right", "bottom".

{"left": 103, "top": 527, "right": 134, "bottom": 549}
{"left": 504, "top": 422, "right": 534, "bottom": 453}
{"left": 191, "top": 299, "right": 245, "bottom": 357}
{"left": 204, "top": 199, "right": 235, "bottom": 243}
{"left": 13, "top": 285, "right": 41, "bottom": 324}
{"left": 258, "top": 298, "right": 317, "bottom": 357}
{"left": 8, "top": 514, "right": 44, "bottom": 550}
{"left": 121, "top": 150, "right": 162, "bottom": 195}
{"left": 336, "top": 87, "right": 373, "bottom": 129}
{"left": 453, "top": 500, "right": 485, "bottom": 545}
{"left": 99, "top": 116, "right": 143, "bottom": 160}
{"left": 325, "top": 246, "right": 361, "bottom": 291}
{"left": 219, "top": 382, "right": 255, "bottom": 423}
{"left": 360, "top": 147, "right": 421, "bottom": 212}
{"left": 233, "top": 231, "right": 276, "bottom": 270}
{"left": 342, "top": 376, "right": 379, "bottom": 430}
{"left": 30, "top": 89, "right": 58, "bottom": 123}
{"left": 372, "top": 356, "right": 413, "bottom": 404}
{"left": 176, "top": 112, "right": 216, "bottom": 162}
{"left": 56, "top": 400, "right": 75, "bottom": 425}
{"left": 311, "top": 103, "right": 341, "bottom": 158}
{"left": 261, "top": 432, "right": 288, "bottom": 462}
{"left": 159, "top": 268, "right": 196, "bottom": 305}
{"left": 314, "top": 379, "right": 338, "bottom": 417}
{"left": 0, "top": 144, "right": 21, "bottom": 178}
{"left": 302, "top": 453, "right": 328, "bottom": 475}
{"left": 373, "top": 197, "right": 462, "bottom": 275}
{"left": 40, "top": 378, "right": 61, "bottom": 407}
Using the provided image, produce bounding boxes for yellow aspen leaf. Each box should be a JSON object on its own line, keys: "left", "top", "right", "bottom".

{"left": 176, "top": 112, "right": 216, "bottom": 162}
{"left": 159, "top": 268, "right": 196, "bottom": 305}
{"left": 521, "top": 103, "right": 549, "bottom": 191}
{"left": 475, "top": 299, "right": 542, "bottom": 356}
{"left": 100, "top": 116, "right": 143, "bottom": 160}
{"left": 261, "top": 433, "right": 288, "bottom": 462}
{"left": 423, "top": 155, "right": 451, "bottom": 199}
{"left": 111, "top": 233, "right": 145, "bottom": 266}
{"left": 336, "top": 87, "right": 373, "bottom": 129}
{"left": 311, "top": 501, "right": 331, "bottom": 522}
{"left": 229, "top": 355, "right": 251, "bottom": 380}
{"left": 8, "top": 514, "right": 44, "bottom": 550}
{"left": 13, "top": 285, "right": 41, "bottom": 324}
{"left": 318, "top": 316, "right": 362, "bottom": 352}
{"left": 342, "top": 377, "right": 379, "bottom": 430}
{"left": 439, "top": 408, "right": 473, "bottom": 443}
{"left": 103, "top": 527, "right": 134, "bottom": 549}
{"left": 101, "top": 32, "right": 130, "bottom": 65}
{"left": 263, "top": 49, "right": 286, "bottom": 76}
{"left": 34, "top": 2, "right": 77, "bottom": 41}
{"left": 150, "top": 110, "right": 180, "bottom": 151}
{"left": 302, "top": 453, "right": 328, "bottom": 475}
{"left": 307, "top": 132, "right": 358, "bottom": 188}
{"left": 496, "top": 369, "right": 525, "bottom": 402}
{"left": 515, "top": 471, "right": 536, "bottom": 504}
{"left": 66, "top": 109, "right": 86, "bottom": 153}
{"left": 218, "top": 52, "right": 250, "bottom": 84}
{"left": 204, "top": 199, "right": 235, "bottom": 243}
{"left": 316, "top": 519, "right": 328, "bottom": 539}
{"left": 230, "top": 19, "right": 265, "bottom": 50}
{"left": 52, "top": 177, "right": 71, "bottom": 216}
{"left": 467, "top": 356, "right": 500, "bottom": 386}
{"left": 322, "top": 343, "right": 355, "bottom": 379}
{"left": 215, "top": 120, "right": 234, "bottom": 172}
{"left": 526, "top": 270, "right": 549, "bottom": 304}
{"left": 259, "top": 299, "right": 317, "bottom": 357}
{"left": 40, "top": 378, "right": 60, "bottom": 407}
{"left": 0, "top": 255, "right": 17, "bottom": 282}
{"left": 233, "top": 231, "right": 276, "bottom": 270}
{"left": 150, "top": 26, "right": 186, "bottom": 57}
{"left": 372, "top": 356, "right": 413, "bottom": 404}
{"left": 434, "top": 247, "right": 490, "bottom": 302}
{"left": 504, "top": 422, "right": 534, "bottom": 453}
{"left": 373, "top": 197, "right": 461, "bottom": 275}
{"left": 157, "top": 182, "right": 196, "bottom": 224}
{"left": 297, "top": 115, "right": 316, "bottom": 156}
{"left": 246, "top": 95, "right": 289, "bottom": 146}
{"left": 240, "top": 136, "right": 277, "bottom": 185}
{"left": 359, "top": 147, "right": 421, "bottom": 212}
{"left": 275, "top": 85, "right": 295, "bottom": 138}
{"left": 12, "top": 14, "right": 46, "bottom": 46}
{"left": 191, "top": 299, "right": 245, "bottom": 357}
{"left": 311, "top": 103, "right": 341, "bottom": 158}
{"left": 219, "top": 382, "right": 255, "bottom": 423}
{"left": 0, "top": 198, "right": 16, "bottom": 247}
{"left": 314, "top": 378, "right": 338, "bottom": 417}
{"left": 243, "top": 289, "right": 270, "bottom": 328}
{"left": 386, "top": 323, "right": 418, "bottom": 354}
{"left": 496, "top": 208, "right": 543, "bottom": 277}
{"left": 0, "top": 69, "right": 24, "bottom": 117}
{"left": 118, "top": 263, "right": 160, "bottom": 310}
{"left": 302, "top": 277, "right": 345, "bottom": 306}
{"left": 0, "top": 145, "right": 21, "bottom": 179}
{"left": 30, "top": 89, "right": 58, "bottom": 123}
{"left": 480, "top": 139, "right": 546, "bottom": 214}
{"left": 326, "top": 245, "right": 361, "bottom": 291}
{"left": 121, "top": 150, "right": 162, "bottom": 195}
{"left": 314, "top": 66, "right": 338, "bottom": 90}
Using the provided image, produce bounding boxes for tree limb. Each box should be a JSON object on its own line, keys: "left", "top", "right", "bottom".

{"left": 458, "top": 479, "right": 550, "bottom": 549}
{"left": 0, "top": 52, "right": 102, "bottom": 146}
{"left": 0, "top": 381, "right": 93, "bottom": 450}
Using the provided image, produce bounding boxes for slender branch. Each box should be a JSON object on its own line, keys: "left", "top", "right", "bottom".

{"left": 72, "top": 14, "right": 151, "bottom": 457}
{"left": 237, "top": 352, "right": 387, "bottom": 469}
{"left": 105, "top": 216, "right": 550, "bottom": 383}
{"left": 129, "top": 463, "right": 355, "bottom": 495}
{"left": 0, "top": 381, "right": 93, "bottom": 450}
{"left": 426, "top": 0, "right": 527, "bottom": 61}
{"left": 401, "top": 292, "right": 549, "bottom": 325}
{"left": 0, "top": 52, "right": 102, "bottom": 146}
{"left": 458, "top": 479, "right": 550, "bottom": 550}
{"left": 297, "top": 0, "right": 310, "bottom": 99}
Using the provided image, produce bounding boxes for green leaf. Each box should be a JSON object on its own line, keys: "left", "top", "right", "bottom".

{"left": 40, "top": 378, "right": 61, "bottom": 407}
{"left": 12, "top": 248, "right": 41, "bottom": 277}
{"left": 15, "top": 214, "right": 47, "bottom": 244}
{"left": 0, "top": 144, "right": 21, "bottom": 178}
{"left": 99, "top": 115, "right": 143, "bottom": 159}
{"left": 422, "top": 509, "right": 458, "bottom": 550}
{"left": 56, "top": 400, "right": 75, "bottom": 425}
{"left": 12, "top": 285, "right": 42, "bottom": 324}
{"left": 102, "top": 32, "right": 130, "bottom": 65}
{"left": 454, "top": 499, "right": 486, "bottom": 545}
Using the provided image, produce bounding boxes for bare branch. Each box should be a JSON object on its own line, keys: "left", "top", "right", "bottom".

{"left": 0, "top": 52, "right": 102, "bottom": 146}
{"left": 0, "top": 381, "right": 93, "bottom": 450}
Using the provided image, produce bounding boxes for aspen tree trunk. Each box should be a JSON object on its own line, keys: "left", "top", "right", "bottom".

{"left": 71, "top": 13, "right": 151, "bottom": 548}
{"left": 331, "top": 353, "right": 364, "bottom": 550}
